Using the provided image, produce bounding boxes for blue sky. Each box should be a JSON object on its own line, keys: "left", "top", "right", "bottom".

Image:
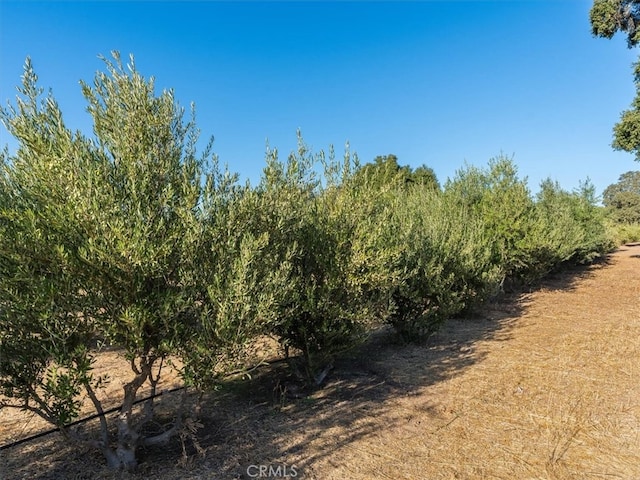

{"left": 1, "top": 1, "right": 638, "bottom": 195}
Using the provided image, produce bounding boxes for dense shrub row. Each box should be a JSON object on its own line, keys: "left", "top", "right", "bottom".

{"left": 327, "top": 155, "right": 614, "bottom": 342}
{"left": 0, "top": 55, "right": 615, "bottom": 470}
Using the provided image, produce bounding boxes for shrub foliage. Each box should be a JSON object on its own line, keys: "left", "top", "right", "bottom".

{"left": 0, "top": 54, "right": 615, "bottom": 469}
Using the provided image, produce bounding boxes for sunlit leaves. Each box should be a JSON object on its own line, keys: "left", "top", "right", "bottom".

{"left": 590, "top": 1, "right": 640, "bottom": 159}
{"left": 590, "top": 0, "right": 640, "bottom": 47}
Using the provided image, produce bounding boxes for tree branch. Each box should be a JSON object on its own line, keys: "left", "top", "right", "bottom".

{"left": 84, "top": 381, "right": 110, "bottom": 449}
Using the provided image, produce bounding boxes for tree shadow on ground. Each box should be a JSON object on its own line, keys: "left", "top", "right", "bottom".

{"left": 0, "top": 259, "right": 606, "bottom": 480}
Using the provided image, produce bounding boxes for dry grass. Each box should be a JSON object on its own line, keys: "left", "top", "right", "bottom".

{"left": 1, "top": 244, "right": 639, "bottom": 479}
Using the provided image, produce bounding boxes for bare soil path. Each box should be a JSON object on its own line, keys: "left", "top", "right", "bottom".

{"left": 1, "top": 245, "right": 639, "bottom": 479}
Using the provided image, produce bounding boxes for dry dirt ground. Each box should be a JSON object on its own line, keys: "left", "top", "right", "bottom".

{"left": 1, "top": 244, "right": 639, "bottom": 480}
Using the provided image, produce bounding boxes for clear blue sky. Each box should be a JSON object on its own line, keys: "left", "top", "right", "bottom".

{"left": 1, "top": 1, "right": 638, "bottom": 195}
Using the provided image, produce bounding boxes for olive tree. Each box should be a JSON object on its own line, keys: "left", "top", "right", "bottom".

{"left": 251, "top": 134, "right": 371, "bottom": 384}
{"left": 445, "top": 156, "right": 536, "bottom": 284}
{"left": 0, "top": 53, "right": 279, "bottom": 470}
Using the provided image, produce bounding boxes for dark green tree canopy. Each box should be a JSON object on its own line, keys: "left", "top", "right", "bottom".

{"left": 602, "top": 170, "right": 640, "bottom": 222}
{"left": 591, "top": 1, "right": 640, "bottom": 160}
{"left": 353, "top": 154, "right": 440, "bottom": 191}
{"left": 590, "top": 0, "right": 640, "bottom": 47}
{"left": 412, "top": 165, "right": 441, "bottom": 189}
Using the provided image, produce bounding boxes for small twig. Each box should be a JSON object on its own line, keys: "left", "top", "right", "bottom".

{"left": 84, "top": 381, "right": 109, "bottom": 448}
{"left": 431, "top": 413, "right": 460, "bottom": 433}
{"left": 581, "top": 473, "right": 623, "bottom": 478}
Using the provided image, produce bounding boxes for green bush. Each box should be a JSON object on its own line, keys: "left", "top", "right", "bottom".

{"left": 178, "top": 179, "right": 293, "bottom": 391}
{"left": 445, "top": 156, "right": 536, "bottom": 284}
{"left": 251, "top": 134, "right": 370, "bottom": 382}
{"left": 562, "top": 179, "right": 614, "bottom": 263}
{"left": 362, "top": 186, "right": 500, "bottom": 341}
{"left": 444, "top": 157, "right": 613, "bottom": 288}
{"left": 523, "top": 179, "right": 587, "bottom": 280}
{"left": 0, "top": 54, "right": 289, "bottom": 470}
{"left": 521, "top": 179, "right": 612, "bottom": 282}
{"left": 606, "top": 220, "right": 640, "bottom": 245}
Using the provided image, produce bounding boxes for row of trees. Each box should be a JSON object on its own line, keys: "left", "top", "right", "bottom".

{"left": 0, "top": 54, "right": 615, "bottom": 470}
